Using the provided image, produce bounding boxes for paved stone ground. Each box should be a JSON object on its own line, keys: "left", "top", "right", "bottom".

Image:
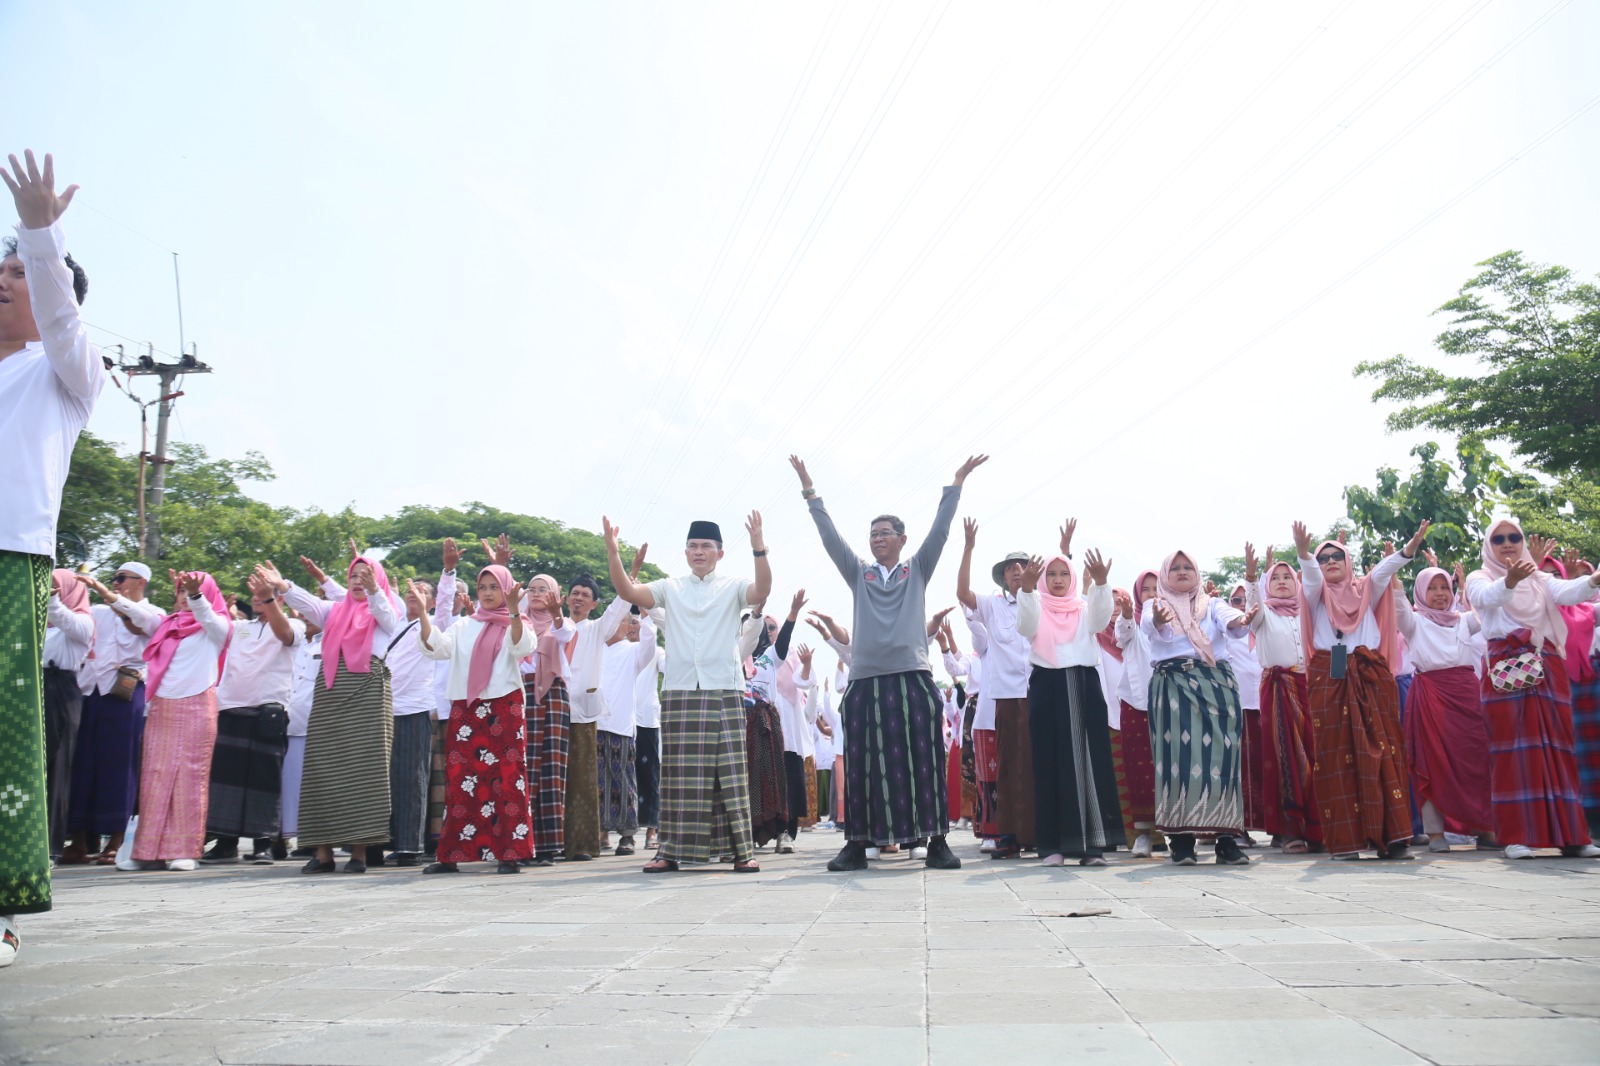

{"left": 3, "top": 829, "right": 1599, "bottom": 1065}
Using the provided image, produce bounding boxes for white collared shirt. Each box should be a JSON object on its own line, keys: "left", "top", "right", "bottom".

{"left": 418, "top": 614, "right": 537, "bottom": 702}
{"left": 216, "top": 617, "right": 306, "bottom": 709}
{"left": 971, "top": 591, "right": 1030, "bottom": 699}
{"left": 77, "top": 598, "right": 166, "bottom": 695}
{"left": 646, "top": 569, "right": 753, "bottom": 691}
{"left": 151, "top": 593, "right": 233, "bottom": 700}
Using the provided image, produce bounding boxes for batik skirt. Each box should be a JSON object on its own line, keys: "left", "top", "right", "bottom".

{"left": 598, "top": 728, "right": 639, "bottom": 835}
{"left": 0, "top": 551, "right": 51, "bottom": 913}
{"left": 134, "top": 688, "right": 221, "bottom": 861}
{"left": 746, "top": 699, "right": 788, "bottom": 846}
{"left": 1259, "top": 667, "right": 1320, "bottom": 844}
{"left": 1148, "top": 657, "right": 1244, "bottom": 836}
{"left": 1307, "top": 647, "right": 1411, "bottom": 855}
{"left": 438, "top": 690, "right": 532, "bottom": 863}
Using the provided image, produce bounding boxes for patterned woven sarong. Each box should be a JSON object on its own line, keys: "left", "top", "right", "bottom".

{"left": 1259, "top": 667, "right": 1320, "bottom": 844}
{"left": 389, "top": 711, "right": 432, "bottom": 854}
{"left": 134, "top": 690, "right": 221, "bottom": 861}
{"left": 959, "top": 696, "right": 978, "bottom": 822}
{"left": 1483, "top": 635, "right": 1588, "bottom": 848}
{"left": 566, "top": 721, "right": 601, "bottom": 858}
{"left": 659, "top": 689, "right": 754, "bottom": 864}
{"left": 635, "top": 725, "right": 661, "bottom": 828}
{"left": 1307, "top": 647, "right": 1411, "bottom": 854}
{"left": 597, "top": 729, "right": 638, "bottom": 835}
{"left": 973, "top": 727, "right": 1000, "bottom": 836}
{"left": 1572, "top": 657, "right": 1600, "bottom": 811}
{"left": 993, "top": 697, "right": 1035, "bottom": 847}
{"left": 298, "top": 656, "right": 393, "bottom": 847}
{"left": 1149, "top": 657, "right": 1244, "bottom": 835}
{"left": 1241, "top": 708, "right": 1265, "bottom": 831}
{"left": 0, "top": 551, "right": 52, "bottom": 913}
{"left": 525, "top": 677, "right": 570, "bottom": 857}
{"left": 1117, "top": 702, "right": 1156, "bottom": 828}
{"left": 840, "top": 670, "right": 947, "bottom": 846}
{"left": 206, "top": 702, "right": 288, "bottom": 839}
{"left": 746, "top": 699, "right": 788, "bottom": 846}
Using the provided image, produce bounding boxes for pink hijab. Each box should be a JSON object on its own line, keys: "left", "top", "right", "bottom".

{"left": 1156, "top": 551, "right": 1215, "bottom": 667}
{"left": 143, "top": 572, "right": 230, "bottom": 697}
{"left": 50, "top": 569, "right": 91, "bottom": 620}
{"left": 1029, "top": 554, "right": 1087, "bottom": 667}
{"left": 523, "top": 574, "right": 564, "bottom": 701}
{"left": 1305, "top": 539, "right": 1398, "bottom": 670}
{"left": 1542, "top": 556, "right": 1595, "bottom": 683}
{"left": 1468, "top": 520, "right": 1568, "bottom": 656}
{"left": 1259, "top": 561, "right": 1302, "bottom": 618}
{"left": 467, "top": 565, "right": 518, "bottom": 700}
{"left": 321, "top": 555, "right": 399, "bottom": 688}
{"left": 1411, "top": 567, "right": 1461, "bottom": 629}
{"left": 1132, "top": 569, "right": 1159, "bottom": 624}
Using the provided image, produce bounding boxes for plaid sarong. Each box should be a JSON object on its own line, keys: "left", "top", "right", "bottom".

{"left": 1483, "top": 635, "right": 1588, "bottom": 848}
{"left": 840, "top": 670, "right": 948, "bottom": 846}
{"left": 1117, "top": 702, "right": 1156, "bottom": 828}
{"left": 525, "top": 677, "right": 570, "bottom": 857}
{"left": 1149, "top": 657, "right": 1245, "bottom": 835}
{"left": 206, "top": 702, "right": 289, "bottom": 839}
{"left": 746, "top": 699, "right": 788, "bottom": 846}
{"left": 389, "top": 711, "right": 433, "bottom": 854}
{"left": 1307, "top": 648, "right": 1411, "bottom": 854}
{"left": 0, "top": 551, "right": 52, "bottom": 914}
{"left": 1572, "top": 657, "right": 1600, "bottom": 810}
{"left": 659, "top": 689, "right": 754, "bottom": 865}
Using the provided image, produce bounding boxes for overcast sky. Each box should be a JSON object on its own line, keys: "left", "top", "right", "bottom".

{"left": 8, "top": 1, "right": 1599, "bottom": 641}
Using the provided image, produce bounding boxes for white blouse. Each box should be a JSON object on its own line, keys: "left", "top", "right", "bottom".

{"left": 1245, "top": 585, "right": 1305, "bottom": 671}
{"left": 1396, "top": 605, "right": 1482, "bottom": 673}
{"left": 418, "top": 615, "right": 537, "bottom": 702}
{"left": 1466, "top": 573, "right": 1599, "bottom": 646}
{"left": 152, "top": 594, "right": 233, "bottom": 700}
{"left": 1016, "top": 583, "right": 1114, "bottom": 670}
{"left": 43, "top": 596, "right": 94, "bottom": 672}
{"left": 1140, "top": 599, "right": 1246, "bottom": 666}
{"left": 1113, "top": 615, "right": 1153, "bottom": 711}
{"left": 283, "top": 581, "right": 400, "bottom": 667}
{"left": 1298, "top": 550, "right": 1412, "bottom": 652}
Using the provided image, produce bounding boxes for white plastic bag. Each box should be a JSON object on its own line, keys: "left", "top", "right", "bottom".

{"left": 114, "top": 815, "right": 140, "bottom": 870}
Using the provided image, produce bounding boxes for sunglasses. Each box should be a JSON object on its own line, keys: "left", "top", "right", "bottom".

{"left": 111, "top": 574, "right": 135, "bottom": 583}
{"left": 1315, "top": 551, "right": 1345, "bottom": 565}
{"left": 1490, "top": 532, "right": 1523, "bottom": 546}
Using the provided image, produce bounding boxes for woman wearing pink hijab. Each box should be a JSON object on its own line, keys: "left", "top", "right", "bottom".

{"left": 521, "top": 574, "right": 576, "bottom": 866}
{"left": 1466, "top": 521, "right": 1600, "bottom": 859}
{"left": 1114, "top": 569, "right": 1162, "bottom": 857}
{"left": 261, "top": 545, "right": 401, "bottom": 874}
{"left": 130, "top": 570, "right": 231, "bottom": 871}
{"left": 1015, "top": 547, "right": 1121, "bottom": 866}
{"left": 43, "top": 568, "right": 94, "bottom": 854}
{"left": 1292, "top": 520, "right": 1428, "bottom": 860}
{"left": 1539, "top": 552, "right": 1600, "bottom": 830}
{"left": 414, "top": 565, "right": 535, "bottom": 874}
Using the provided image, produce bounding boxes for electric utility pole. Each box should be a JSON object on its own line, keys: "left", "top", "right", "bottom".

{"left": 122, "top": 344, "right": 212, "bottom": 560}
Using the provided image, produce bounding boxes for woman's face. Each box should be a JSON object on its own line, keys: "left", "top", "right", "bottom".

{"left": 1489, "top": 522, "right": 1524, "bottom": 566}
{"left": 1540, "top": 559, "right": 1561, "bottom": 576}
{"left": 1267, "top": 565, "right": 1297, "bottom": 599}
{"left": 1314, "top": 544, "right": 1348, "bottom": 584}
{"left": 1166, "top": 555, "right": 1198, "bottom": 593}
{"left": 1229, "top": 587, "right": 1247, "bottom": 610}
{"left": 1044, "top": 561, "right": 1074, "bottom": 597}
{"left": 476, "top": 572, "right": 505, "bottom": 611}
{"left": 1139, "top": 575, "right": 1158, "bottom": 602}
{"left": 1424, "top": 574, "right": 1453, "bottom": 610}
{"left": 349, "top": 562, "right": 372, "bottom": 601}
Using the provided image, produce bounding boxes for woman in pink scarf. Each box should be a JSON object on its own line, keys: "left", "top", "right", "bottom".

{"left": 1293, "top": 520, "right": 1428, "bottom": 860}
{"left": 131, "top": 570, "right": 231, "bottom": 870}
{"left": 414, "top": 565, "right": 534, "bottom": 874}
{"left": 1540, "top": 553, "right": 1600, "bottom": 825}
{"left": 259, "top": 547, "right": 402, "bottom": 874}
{"left": 1465, "top": 521, "right": 1600, "bottom": 859}
{"left": 521, "top": 574, "right": 575, "bottom": 865}
{"left": 1015, "top": 548, "right": 1122, "bottom": 866}
{"left": 43, "top": 569, "right": 94, "bottom": 857}
{"left": 1113, "top": 569, "right": 1162, "bottom": 856}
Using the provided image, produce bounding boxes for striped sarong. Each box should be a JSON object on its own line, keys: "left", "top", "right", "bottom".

{"left": 597, "top": 729, "right": 638, "bottom": 835}
{"left": 389, "top": 711, "right": 432, "bottom": 854}
{"left": 1307, "top": 647, "right": 1411, "bottom": 854}
{"left": 746, "top": 699, "right": 788, "bottom": 846}
{"left": 1483, "top": 635, "right": 1588, "bottom": 848}
{"left": 206, "top": 702, "right": 289, "bottom": 839}
{"left": 427, "top": 718, "right": 446, "bottom": 849}
{"left": 525, "top": 677, "right": 570, "bottom": 858}
{"left": 0, "top": 551, "right": 51, "bottom": 914}
{"left": 659, "top": 689, "right": 754, "bottom": 865}
{"left": 635, "top": 725, "right": 661, "bottom": 828}
{"left": 134, "top": 689, "right": 221, "bottom": 861}
{"left": 298, "top": 656, "right": 393, "bottom": 847}
{"left": 1028, "top": 665, "right": 1125, "bottom": 857}
{"left": 1149, "top": 657, "right": 1245, "bottom": 835}
{"left": 840, "top": 670, "right": 947, "bottom": 846}
{"left": 993, "top": 697, "right": 1035, "bottom": 847}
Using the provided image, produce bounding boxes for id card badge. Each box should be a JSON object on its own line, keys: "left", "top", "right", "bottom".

{"left": 1330, "top": 642, "right": 1348, "bottom": 680}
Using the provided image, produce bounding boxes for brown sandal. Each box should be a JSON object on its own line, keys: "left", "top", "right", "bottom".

{"left": 642, "top": 857, "right": 679, "bottom": 873}
{"left": 734, "top": 859, "right": 760, "bottom": 873}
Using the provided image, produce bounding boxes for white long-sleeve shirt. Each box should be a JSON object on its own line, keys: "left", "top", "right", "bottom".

{"left": 971, "top": 592, "right": 1030, "bottom": 698}
{"left": 942, "top": 650, "right": 981, "bottom": 694}
{"left": 1114, "top": 615, "right": 1153, "bottom": 711}
{"left": 78, "top": 597, "right": 167, "bottom": 696}
{"left": 418, "top": 615, "right": 537, "bottom": 702}
{"left": 287, "top": 634, "right": 324, "bottom": 737}
{"left": 1223, "top": 630, "right": 1262, "bottom": 710}
{"left": 151, "top": 593, "right": 233, "bottom": 700}
{"left": 813, "top": 684, "right": 839, "bottom": 764}
{"left": 0, "top": 220, "right": 105, "bottom": 557}
{"left": 430, "top": 569, "right": 465, "bottom": 719}
{"left": 1396, "top": 604, "right": 1483, "bottom": 673}
{"left": 564, "top": 597, "right": 632, "bottom": 725}
{"left": 1297, "top": 550, "right": 1412, "bottom": 652}
{"left": 1141, "top": 599, "right": 1246, "bottom": 666}
{"left": 1245, "top": 585, "right": 1306, "bottom": 672}
{"left": 282, "top": 580, "right": 400, "bottom": 670}
{"left": 597, "top": 617, "right": 660, "bottom": 737}
{"left": 1016, "top": 584, "right": 1114, "bottom": 670}
{"left": 1465, "top": 573, "right": 1599, "bottom": 646}
{"left": 634, "top": 645, "right": 664, "bottom": 730}
{"left": 43, "top": 595, "right": 94, "bottom": 672}
{"left": 215, "top": 617, "right": 306, "bottom": 708}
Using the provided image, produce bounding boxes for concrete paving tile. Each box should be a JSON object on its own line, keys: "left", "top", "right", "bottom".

{"left": 472, "top": 1025, "right": 710, "bottom": 1065}
{"left": 596, "top": 968, "right": 766, "bottom": 995}
{"left": 1298, "top": 985, "right": 1559, "bottom": 1019}
{"left": 1220, "top": 942, "right": 1383, "bottom": 964}
{"left": 173, "top": 985, "right": 410, "bottom": 1022}
{"left": 1249, "top": 961, "right": 1461, "bottom": 987}
{"left": 340, "top": 990, "right": 562, "bottom": 1024}
{"left": 1070, "top": 945, "right": 1235, "bottom": 966}
{"left": 230, "top": 1022, "right": 512, "bottom": 1065}
{"left": 7, "top": 961, "right": 179, "bottom": 987}
{"left": 729, "top": 993, "right": 925, "bottom": 1028}
{"left": 280, "top": 965, "right": 448, "bottom": 991}
{"left": 1311, "top": 924, "right": 1484, "bottom": 942}
{"left": 1113, "top": 987, "right": 1335, "bottom": 1022}
{"left": 928, "top": 990, "right": 1127, "bottom": 1025}
{"left": 927, "top": 967, "right": 1099, "bottom": 994}
{"left": 1420, "top": 958, "right": 1600, "bottom": 983}
{"left": 1142, "top": 1018, "right": 1423, "bottom": 1065}
{"left": 1514, "top": 937, "right": 1600, "bottom": 957}
{"left": 767, "top": 965, "right": 924, "bottom": 995}
{"left": 695, "top": 1025, "right": 926, "bottom": 1065}
{"left": 537, "top": 992, "right": 739, "bottom": 1029}
{"left": 1083, "top": 962, "right": 1279, "bottom": 990}
{"left": 932, "top": 1022, "right": 1168, "bottom": 1063}
{"left": 1366, "top": 1018, "right": 1600, "bottom": 1065}
{"left": 1365, "top": 939, "right": 1557, "bottom": 961}
{"left": 426, "top": 967, "right": 609, "bottom": 994}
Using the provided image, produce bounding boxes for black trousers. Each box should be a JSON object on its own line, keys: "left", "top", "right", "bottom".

{"left": 635, "top": 725, "right": 661, "bottom": 829}
{"left": 782, "top": 751, "right": 806, "bottom": 839}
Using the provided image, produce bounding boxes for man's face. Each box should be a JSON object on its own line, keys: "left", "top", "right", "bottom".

{"left": 0, "top": 255, "right": 38, "bottom": 344}
{"left": 568, "top": 585, "right": 596, "bottom": 620}
{"left": 685, "top": 538, "right": 723, "bottom": 577}
{"left": 868, "top": 522, "right": 906, "bottom": 564}
{"left": 1003, "top": 561, "right": 1025, "bottom": 593}
{"left": 111, "top": 570, "right": 148, "bottom": 600}
{"left": 624, "top": 615, "right": 642, "bottom": 642}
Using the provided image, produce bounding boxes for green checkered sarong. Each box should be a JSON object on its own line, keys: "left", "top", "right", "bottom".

{"left": 0, "top": 550, "right": 52, "bottom": 914}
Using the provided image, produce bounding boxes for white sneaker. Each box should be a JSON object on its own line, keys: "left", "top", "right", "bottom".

{"left": 1504, "top": 844, "right": 1537, "bottom": 860}
{"left": 1564, "top": 844, "right": 1600, "bottom": 858}
{"left": 1428, "top": 838, "right": 1451, "bottom": 853}
{"left": 166, "top": 859, "right": 198, "bottom": 871}
{"left": 0, "top": 916, "right": 18, "bottom": 968}
{"left": 979, "top": 838, "right": 997, "bottom": 852}
{"left": 911, "top": 846, "right": 928, "bottom": 860}
{"left": 864, "top": 846, "right": 881, "bottom": 860}
{"left": 115, "top": 855, "right": 142, "bottom": 871}
{"left": 776, "top": 833, "right": 795, "bottom": 854}
{"left": 1130, "top": 833, "right": 1152, "bottom": 858}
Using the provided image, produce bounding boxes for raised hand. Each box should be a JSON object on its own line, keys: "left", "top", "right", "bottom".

{"left": 1020, "top": 555, "right": 1044, "bottom": 593}
{"left": 1114, "top": 588, "right": 1134, "bottom": 619}
{"left": 953, "top": 454, "right": 989, "bottom": 486}
{"left": 349, "top": 537, "right": 362, "bottom": 560}
{"left": 355, "top": 565, "right": 379, "bottom": 595}
{"left": 1243, "top": 542, "right": 1258, "bottom": 583}
{"left": 746, "top": 511, "right": 766, "bottom": 551}
{"left": 256, "top": 562, "right": 290, "bottom": 594}
{"left": 537, "top": 587, "right": 563, "bottom": 616}
{"left": 1150, "top": 600, "right": 1175, "bottom": 628}
{"left": 1504, "top": 558, "right": 1538, "bottom": 589}
{"left": 1562, "top": 547, "right": 1584, "bottom": 575}
{"left": 1423, "top": 547, "right": 1439, "bottom": 569}
{"left": 247, "top": 572, "right": 272, "bottom": 601}
{"left": 602, "top": 516, "right": 621, "bottom": 554}
{"left": 1382, "top": 541, "right": 1395, "bottom": 558}
{"left": 404, "top": 579, "right": 429, "bottom": 617}
{"left": 2, "top": 150, "right": 78, "bottom": 229}
{"left": 804, "top": 615, "right": 830, "bottom": 640}
{"left": 1403, "top": 519, "right": 1432, "bottom": 557}
{"left": 170, "top": 569, "right": 202, "bottom": 600}
{"left": 505, "top": 582, "right": 525, "bottom": 615}
{"left": 788, "top": 454, "right": 813, "bottom": 491}
{"left": 797, "top": 644, "right": 813, "bottom": 670}
{"left": 1059, "top": 518, "right": 1077, "bottom": 557}
{"left": 1235, "top": 604, "right": 1260, "bottom": 628}
{"left": 76, "top": 572, "right": 112, "bottom": 601}
{"left": 442, "top": 537, "right": 462, "bottom": 572}
{"left": 963, "top": 517, "right": 978, "bottom": 550}
{"left": 299, "top": 556, "right": 328, "bottom": 584}
{"left": 482, "top": 533, "right": 514, "bottom": 566}
{"left": 1204, "top": 580, "right": 1219, "bottom": 597}
{"left": 1527, "top": 533, "right": 1554, "bottom": 563}
{"left": 1083, "top": 548, "right": 1111, "bottom": 586}
{"left": 790, "top": 588, "right": 808, "bottom": 618}
{"left": 930, "top": 604, "right": 956, "bottom": 629}
{"left": 1453, "top": 561, "right": 1468, "bottom": 594}
{"left": 1292, "top": 521, "right": 1313, "bottom": 558}
{"left": 629, "top": 543, "right": 649, "bottom": 581}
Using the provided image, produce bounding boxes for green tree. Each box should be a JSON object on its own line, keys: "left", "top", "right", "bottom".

{"left": 1205, "top": 526, "right": 1349, "bottom": 589}
{"left": 1354, "top": 251, "right": 1600, "bottom": 477}
{"left": 57, "top": 430, "right": 139, "bottom": 567}
{"left": 1501, "top": 472, "right": 1600, "bottom": 563}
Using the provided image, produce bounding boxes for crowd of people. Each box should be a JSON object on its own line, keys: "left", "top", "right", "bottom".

{"left": 4, "top": 151, "right": 1600, "bottom": 972}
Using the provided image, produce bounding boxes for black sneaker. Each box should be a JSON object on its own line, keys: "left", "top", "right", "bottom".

{"left": 200, "top": 843, "right": 240, "bottom": 865}
{"left": 924, "top": 836, "right": 961, "bottom": 870}
{"left": 270, "top": 838, "right": 289, "bottom": 860}
{"left": 1169, "top": 834, "right": 1198, "bottom": 866}
{"left": 391, "top": 852, "right": 422, "bottom": 867}
{"left": 423, "top": 862, "right": 460, "bottom": 874}
{"left": 827, "top": 842, "right": 868, "bottom": 872}
{"left": 1215, "top": 836, "right": 1251, "bottom": 866}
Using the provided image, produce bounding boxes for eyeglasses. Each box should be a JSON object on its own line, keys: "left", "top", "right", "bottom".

{"left": 1490, "top": 532, "right": 1523, "bottom": 546}
{"left": 111, "top": 574, "right": 133, "bottom": 583}
{"left": 868, "top": 530, "right": 900, "bottom": 541}
{"left": 1315, "top": 551, "right": 1345, "bottom": 565}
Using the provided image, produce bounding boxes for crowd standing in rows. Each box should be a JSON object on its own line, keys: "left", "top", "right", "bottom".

{"left": 4, "top": 151, "right": 1600, "bottom": 971}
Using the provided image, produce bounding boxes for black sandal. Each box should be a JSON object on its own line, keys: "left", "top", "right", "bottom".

{"left": 642, "top": 857, "right": 679, "bottom": 873}
{"left": 300, "top": 858, "right": 335, "bottom": 875}
{"left": 422, "top": 862, "right": 460, "bottom": 874}
{"left": 734, "top": 859, "right": 760, "bottom": 873}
